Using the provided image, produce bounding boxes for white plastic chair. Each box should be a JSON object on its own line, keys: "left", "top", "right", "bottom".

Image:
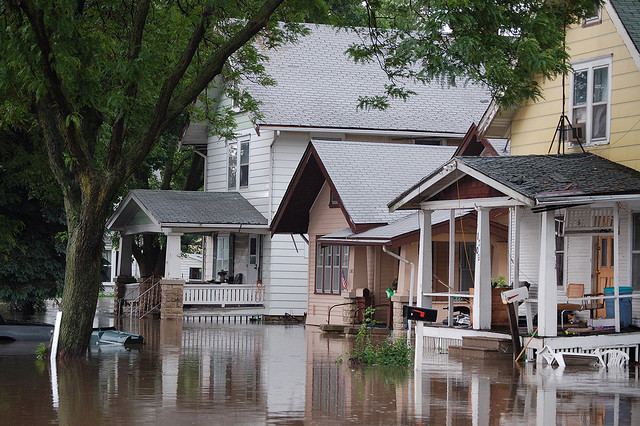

{"left": 596, "top": 349, "right": 629, "bottom": 368}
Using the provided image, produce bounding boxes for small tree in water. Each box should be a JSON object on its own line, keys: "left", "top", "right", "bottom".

{"left": 346, "top": 307, "right": 413, "bottom": 367}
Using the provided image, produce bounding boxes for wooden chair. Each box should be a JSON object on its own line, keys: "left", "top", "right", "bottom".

{"left": 557, "top": 283, "right": 584, "bottom": 329}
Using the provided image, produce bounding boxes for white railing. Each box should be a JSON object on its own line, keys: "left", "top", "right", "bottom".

{"left": 183, "top": 284, "right": 263, "bottom": 307}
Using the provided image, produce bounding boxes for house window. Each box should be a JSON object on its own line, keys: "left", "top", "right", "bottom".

{"left": 583, "top": 6, "right": 602, "bottom": 26}
{"left": 315, "top": 243, "right": 349, "bottom": 294}
{"left": 632, "top": 213, "right": 640, "bottom": 291}
{"left": 216, "top": 235, "right": 231, "bottom": 275}
{"left": 228, "top": 136, "right": 250, "bottom": 190}
{"left": 555, "top": 216, "right": 565, "bottom": 287}
{"left": 329, "top": 191, "right": 339, "bottom": 208}
{"left": 189, "top": 267, "right": 202, "bottom": 281}
{"left": 570, "top": 56, "right": 611, "bottom": 146}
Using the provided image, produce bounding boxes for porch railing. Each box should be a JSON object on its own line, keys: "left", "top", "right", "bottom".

{"left": 183, "top": 284, "right": 263, "bottom": 307}
{"left": 124, "top": 277, "right": 161, "bottom": 319}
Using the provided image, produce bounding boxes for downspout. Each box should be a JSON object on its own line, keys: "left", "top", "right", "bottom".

{"left": 382, "top": 245, "right": 415, "bottom": 345}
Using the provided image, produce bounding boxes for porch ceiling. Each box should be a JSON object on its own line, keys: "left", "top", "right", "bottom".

{"left": 107, "top": 189, "right": 268, "bottom": 235}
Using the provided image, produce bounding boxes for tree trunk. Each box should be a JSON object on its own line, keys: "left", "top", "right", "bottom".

{"left": 56, "top": 190, "right": 111, "bottom": 359}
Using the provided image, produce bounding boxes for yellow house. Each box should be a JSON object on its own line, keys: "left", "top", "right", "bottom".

{"left": 482, "top": 0, "right": 640, "bottom": 171}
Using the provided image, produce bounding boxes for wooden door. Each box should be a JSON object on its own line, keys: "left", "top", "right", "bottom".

{"left": 596, "top": 236, "right": 614, "bottom": 317}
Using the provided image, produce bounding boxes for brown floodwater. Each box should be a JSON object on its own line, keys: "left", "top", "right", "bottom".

{"left": 1, "top": 299, "right": 640, "bottom": 425}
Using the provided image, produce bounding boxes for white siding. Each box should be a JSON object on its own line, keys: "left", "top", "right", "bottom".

{"left": 518, "top": 210, "right": 541, "bottom": 317}
{"left": 565, "top": 235, "right": 593, "bottom": 291}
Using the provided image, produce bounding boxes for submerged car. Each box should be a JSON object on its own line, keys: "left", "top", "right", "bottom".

{"left": 0, "top": 313, "right": 54, "bottom": 342}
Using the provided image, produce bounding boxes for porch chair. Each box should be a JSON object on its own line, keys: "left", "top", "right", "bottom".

{"left": 595, "top": 349, "right": 630, "bottom": 368}
{"left": 557, "top": 283, "right": 585, "bottom": 329}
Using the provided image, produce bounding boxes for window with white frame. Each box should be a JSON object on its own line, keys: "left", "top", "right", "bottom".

{"left": 228, "top": 135, "right": 250, "bottom": 190}
{"left": 583, "top": 5, "right": 602, "bottom": 26}
{"left": 632, "top": 213, "right": 640, "bottom": 291}
{"left": 570, "top": 56, "right": 612, "bottom": 146}
{"left": 216, "top": 234, "right": 230, "bottom": 275}
{"left": 315, "top": 243, "right": 349, "bottom": 294}
{"left": 555, "top": 216, "right": 565, "bottom": 287}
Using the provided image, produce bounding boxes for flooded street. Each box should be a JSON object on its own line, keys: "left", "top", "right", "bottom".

{"left": 2, "top": 299, "right": 640, "bottom": 424}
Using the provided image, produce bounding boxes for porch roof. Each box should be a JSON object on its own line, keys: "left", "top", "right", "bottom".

{"left": 318, "top": 210, "right": 461, "bottom": 246}
{"left": 390, "top": 153, "right": 640, "bottom": 212}
{"left": 107, "top": 189, "right": 268, "bottom": 235}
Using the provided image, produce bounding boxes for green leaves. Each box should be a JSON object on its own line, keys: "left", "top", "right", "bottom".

{"left": 347, "top": 0, "right": 603, "bottom": 109}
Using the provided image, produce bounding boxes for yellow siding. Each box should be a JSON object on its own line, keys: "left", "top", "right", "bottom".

{"left": 510, "top": 7, "right": 640, "bottom": 171}
{"left": 307, "top": 183, "right": 350, "bottom": 326}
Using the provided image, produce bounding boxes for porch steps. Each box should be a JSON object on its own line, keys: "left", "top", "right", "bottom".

{"left": 448, "top": 336, "right": 514, "bottom": 360}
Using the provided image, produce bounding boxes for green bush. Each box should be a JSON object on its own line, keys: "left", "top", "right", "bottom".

{"left": 345, "top": 307, "right": 414, "bottom": 367}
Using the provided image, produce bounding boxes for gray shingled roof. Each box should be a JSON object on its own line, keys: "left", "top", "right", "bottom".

{"left": 611, "top": 0, "right": 640, "bottom": 54}
{"left": 320, "top": 210, "right": 464, "bottom": 242}
{"left": 130, "top": 190, "right": 267, "bottom": 225}
{"left": 244, "top": 24, "right": 491, "bottom": 133}
{"left": 312, "top": 140, "right": 456, "bottom": 224}
{"left": 457, "top": 153, "right": 640, "bottom": 200}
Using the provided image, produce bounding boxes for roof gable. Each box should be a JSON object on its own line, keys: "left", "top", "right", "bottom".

{"left": 271, "top": 140, "right": 457, "bottom": 234}
{"left": 390, "top": 153, "right": 640, "bottom": 211}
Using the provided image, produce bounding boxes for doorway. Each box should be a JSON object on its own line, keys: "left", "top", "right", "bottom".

{"left": 595, "top": 235, "right": 614, "bottom": 317}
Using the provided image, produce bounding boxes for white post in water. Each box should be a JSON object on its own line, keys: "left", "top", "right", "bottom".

{"left": 50, "top": 311, "right": 62, "bottom": 409}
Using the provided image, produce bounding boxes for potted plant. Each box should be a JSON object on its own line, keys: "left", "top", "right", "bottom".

{"left": 218, "top": 270, "right": 228, "bottom": 282}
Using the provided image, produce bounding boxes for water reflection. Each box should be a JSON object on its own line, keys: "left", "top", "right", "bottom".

{"left": 1, "top": 301, "right": 639, "bottom": 424}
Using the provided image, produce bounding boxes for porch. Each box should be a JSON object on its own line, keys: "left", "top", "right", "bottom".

{"left": 388, "top": 154, "right": 640, "bottom": 365}
{"left": 107, "top": 190, "right": 269, "bottom": 320}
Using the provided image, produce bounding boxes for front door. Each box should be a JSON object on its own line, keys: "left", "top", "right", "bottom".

{"left": 248, "top": 234, "right": 260, "bottom": 285}
{"left": 596, "top": 235, "right": 614, "bottom": 317}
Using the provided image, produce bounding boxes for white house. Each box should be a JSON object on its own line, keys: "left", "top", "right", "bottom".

{"left": 111, "top": 24, "right": 492, "bottom": 319}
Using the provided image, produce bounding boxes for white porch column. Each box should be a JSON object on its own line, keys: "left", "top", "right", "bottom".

{"left": 415, "top": 209, "right": 432, "bottom": 370}
{"left": 417, "top": 209, "right": 433, "bottom": 309}
{"left": 448, "top": 209, "right": 456, "bottom": 327}
{"left": 473, "top": 207, "right": 491, "bottom": 330}
{"left": 118, "top": 234, "right": 133, "bottom": 277}
{"left": 538, "top": 211, "right": 558, "bottom": 337}
{"left": 164, "top": 232, "right": 183, "bottom": 279}
{"left": 203, "top": 235, "right": 215, "bottom": 281}
{"left": 613, "top": 203, "right": 621, "bottom": 332}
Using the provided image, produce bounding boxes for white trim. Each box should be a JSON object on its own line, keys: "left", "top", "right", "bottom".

{"left": 605, "top": 1, "right": 640, "bottom": 72}
{"left": 258, "top": 125, "right": 466, "bottom": 139}
{"left": 420, "top": 197, "right": 527, "bottom": 210}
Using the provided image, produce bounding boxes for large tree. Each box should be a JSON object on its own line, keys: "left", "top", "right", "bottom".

{"left": 0, "top": 0, "right": 309, "bottom": 358}
{"left": 349, "top": 0, "right": 602, "bottom": 109}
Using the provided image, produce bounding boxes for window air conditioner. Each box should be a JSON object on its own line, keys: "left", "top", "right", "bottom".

{"left": 568, "top": 123, "right": 585, "bottom": 144}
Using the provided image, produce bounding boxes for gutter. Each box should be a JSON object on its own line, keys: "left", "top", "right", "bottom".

{"left": 382, "top": 245, "right": 415, "bottom": 345}
{"left": 258, "top": 125, "right": 465, "bottom": 139}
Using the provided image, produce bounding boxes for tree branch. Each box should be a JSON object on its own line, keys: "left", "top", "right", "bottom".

{"left": 124, "top": 0, "right": 286, "bottom": 176}
{"left": 106, "top": 0, "right": 151, "bottom": 170}
{"left": 18, "top": 0, "right": 89, "bottom": 172}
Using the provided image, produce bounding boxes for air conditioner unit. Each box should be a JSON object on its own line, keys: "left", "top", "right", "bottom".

{"left": 568, "top": 122, "right": 585, "bottom": 144}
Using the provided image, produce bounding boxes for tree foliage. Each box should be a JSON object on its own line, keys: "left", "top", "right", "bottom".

{"left": 0, "top": 128, "right": 65, "bottom": 313}
{"left": 348, "top": 0, "right": 602, "bottom": 109}
{"left": 0, "top": 0, "right": 312, "bottom": 358}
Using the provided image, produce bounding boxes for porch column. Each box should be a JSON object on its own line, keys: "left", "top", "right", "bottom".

{"left": 538, "top": 211, "right": 558, "bottom": 337}
{"left": 473, "top": 207, "right": 491, "bottom": 330}
{"left": 613, "top": 203, "right": 621, "bottom": 332}
{"left": 417, "top": 209, "right": 433, "bottom": 309}
{"left": 203, "top": 235, "right": 215, "bottom": 281}
{"left": 448, "top": 209, "right": 456, "bottom": 327}
{"left": 164, "top": 232, "right": 183, "bottom": 280}
{"left": 118, "top": 234, "right": 133, "bottom": 277}
{"left": 415, "top": 209, "right": 432, "bottom": 369}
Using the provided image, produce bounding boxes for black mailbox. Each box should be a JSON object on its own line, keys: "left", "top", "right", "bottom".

{"left": 403, "top": 305, "right": 438, "bottom": 322}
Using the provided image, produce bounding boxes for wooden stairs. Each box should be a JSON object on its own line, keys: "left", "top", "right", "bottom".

{"left": 448, "top": 336, "right": 514, "bottom": 360}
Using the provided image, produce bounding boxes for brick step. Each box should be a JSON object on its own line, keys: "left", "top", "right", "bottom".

{"left": 449, "top": 345, "right": 514, "bottom": 360}
{"left": 462, "top": 336, "right": 513, "bottom": 353}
